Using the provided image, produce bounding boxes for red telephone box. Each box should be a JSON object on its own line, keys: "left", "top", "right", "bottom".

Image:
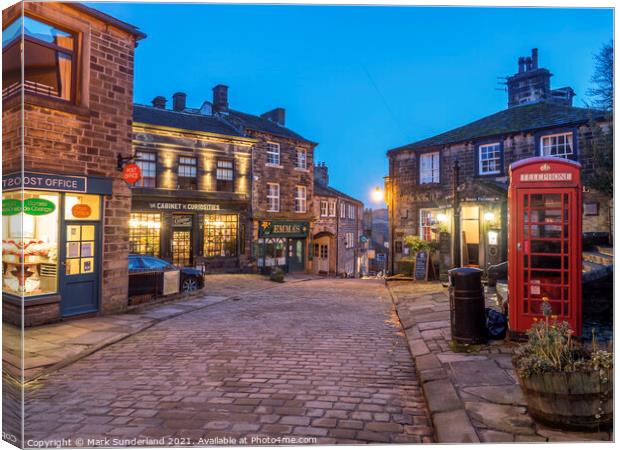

{"left": 508, "top": 157, "right": 582, "bottom": 336}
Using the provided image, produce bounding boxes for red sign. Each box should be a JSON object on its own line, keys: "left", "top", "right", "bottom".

{"left": 71, "top": 204, "right": 92, "bottom": 218}
{"left": 122, "top": 163, "right": 142, "bottom": 184}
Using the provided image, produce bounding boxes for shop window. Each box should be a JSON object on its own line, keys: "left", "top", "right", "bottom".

{"left": 178, "top": 156, "right": 197, "bottom": 190}
{"left": 64, "top": 194, "right": 100, "bottom": 221}
{"left": 257, "top": 237, "right": 286, "bottom": 267}
{"left": 540, "top": 132, "right": 573, "bottom": 158}
{"left": 478, "top": 143, "right": 502, "bottom": 175}
{"left": 267, "top": 183, "right": 280, "bottom": 212}
{"left": 420, "top": 152, "right": 440, "bottom": 184}
{"left": 296, "top": 149, "right": 307, "bottom": 169}
{"left": 216, "top": 160, "right": 234, "bottom": 192}
{"left": 129, "top": 213, "right": 161, "bottom": 256}
{"left": 320, "top": 200, "right": 328, "bottom": 217}
{"left": 420, "top": 209, "right": 448, "bottom": 241}
{"left": 2, "top": 191, "right": 59, "bottom": 297}
{"left": 135, "top": 151, "right": 157, "bottom": 188}
{"left": 204, "top": 214, "right": 238, "bottom": 258}
{"left": 295, "top": 186, "right": 307, "bottom": 213}
{"left": 3, "top": 16, "right": 76, "bottom": 102}
{"left": 266, "top": 142, "right": 280, "bottom": 165}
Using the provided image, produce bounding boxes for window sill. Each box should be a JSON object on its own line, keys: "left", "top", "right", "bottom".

{"left": 294, "top": 167, "right": 309, "bottom": 172}
{"left": 17, "top": 92, "right": 91, "bottom": 117}
{"left": 266, "top": 163, "right": 284, "bottom": 169}
{"left": 267, "top": 210, "right": 280, "bottom": 213}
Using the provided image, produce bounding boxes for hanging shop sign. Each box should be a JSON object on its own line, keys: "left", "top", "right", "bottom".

{"left": 122, "top": 163, "right": 142, "bottom": 184}
{"left": 3, "top": 172, "right": 87, "bottom": 192}
{"left": 23, "top": 198, "right": 55, "bottom": 215}
{"left": 259, "top": 221, "right": 309, "bottom": 238}
{"left": 71, "top": 204, "right": 92, "bottom": 218}
{"left": 2, "top": 199, "right": 21, "bottom": 216}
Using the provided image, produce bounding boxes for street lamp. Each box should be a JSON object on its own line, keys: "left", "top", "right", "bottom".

{"left": 371, "top": 187, "right": 384, "bottom": 203}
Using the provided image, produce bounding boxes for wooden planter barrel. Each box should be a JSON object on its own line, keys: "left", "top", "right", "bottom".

{"left": 517, "top": 369, "right": 613, "bottom": 431}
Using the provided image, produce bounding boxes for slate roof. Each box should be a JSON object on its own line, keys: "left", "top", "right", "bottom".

{"left": 389, "top": 102, "right": 607, "bottom": 154}
{"left": 228, "top": 110, "right": 316, "bottom": 144}
{"left": 133, "top": 105, "right": 245, "bottom": 137}
{"left": 314, "top": 181, "right": 363, "bottom": 205}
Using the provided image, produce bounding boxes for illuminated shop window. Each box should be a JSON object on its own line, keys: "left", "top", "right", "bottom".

{"left": 204, "top": 214, "right": 238, "bottom": 257}
{"left": 420, "top": 208, "right": 449, "bottom": 241}
{"left": 3, "top": 16, "right": 76, "bottom": 102}
{"left": 2, "top": 191, "right": 59, "bottom": 297}
{"left": 64, "top": 194, "right": 100, "bottom": 220}
{"left": 257, "top": 237, "right": 286, "bottom": 267}
{"left": 129, "top": 213, "right": 161, "bottom": 256}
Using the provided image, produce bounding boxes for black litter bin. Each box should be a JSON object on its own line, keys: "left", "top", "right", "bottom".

{"left": 448, "top": 267, "right": 486, "bottom": 344}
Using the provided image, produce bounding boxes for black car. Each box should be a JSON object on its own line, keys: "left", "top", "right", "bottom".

{"left": 128, "top": 255, "right": 204, "bottom": 296}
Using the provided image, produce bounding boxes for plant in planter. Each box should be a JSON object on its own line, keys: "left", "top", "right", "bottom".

{"left": 269, "top": 267, "right": 285, "bottom": 283}
{"left": 513, "top": 300, "right": 613, "bottom": 431}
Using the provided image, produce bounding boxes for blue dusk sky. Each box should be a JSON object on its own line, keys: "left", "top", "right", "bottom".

{"left": 87, "top": 2, "right": 613, "bottom": 205}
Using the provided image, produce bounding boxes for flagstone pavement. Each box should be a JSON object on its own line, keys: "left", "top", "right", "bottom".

{"left": 21, "top": 279, "right": 434, "bottom": 446}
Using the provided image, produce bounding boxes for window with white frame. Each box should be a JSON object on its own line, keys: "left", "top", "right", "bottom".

{"left": 348, "top": 204, "right": 355, "bottom": 219}
{"left": 135, "top": 151, "right": 157, "bottom": 188}
{"left": 328, "top": 200, "right": 336, "bottom": 217}
{"left": 320, "top": 200, "right": 328, "bottom": 217}
{"left": 295, "top": 185, "right": 307, "bottom": 213}
{"left": 345, "top": 232, "right": 355, "bottom": 249}
{"left": 478, "top": 143, "right": 502, "bottom": 175}
{"left": 267, "top": 183, "right": 280, "bottom": 212}
{"left": 540, "top": 132, "right": 573, "bottom": 158}
{"left": 296, "top": 149, "right": 307, "bottom": 169}
{"left": 178, "top": 156, "right": 197, "bottom": 190}
{"left": 340, "top": 202, "right": 346, "bottom": 218}
{"left": 266, "top": 142, "right": 281, "bottom": 165}
{"left": 419, "top": 152, "right": 440, "bottom": 184}
{"left": 419, "top": 209, "right": 447, "bottom": 241}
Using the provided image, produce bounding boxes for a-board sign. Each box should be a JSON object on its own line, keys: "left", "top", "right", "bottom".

{"left": 414, "top": 251, "right": 429, "bottom": 281}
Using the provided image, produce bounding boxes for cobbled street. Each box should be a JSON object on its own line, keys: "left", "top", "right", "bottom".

{"left": 24, "top": 279, "right": 433, "bottom": 445}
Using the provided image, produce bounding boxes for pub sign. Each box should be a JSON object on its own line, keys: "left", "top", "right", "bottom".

{"left": 259, "top": 221, "right": 309, "bottom": 238}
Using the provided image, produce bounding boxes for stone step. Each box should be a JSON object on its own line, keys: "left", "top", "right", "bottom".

{"left": 582, "top": 251, "right": 613, "bottom": 266}
{"left": 594, "top": 245, "right": 614, "bottom": 257}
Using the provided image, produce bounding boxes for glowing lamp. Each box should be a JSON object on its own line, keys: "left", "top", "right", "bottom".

{"left": 484, "top": 211, "right": 495, "bottom": 222}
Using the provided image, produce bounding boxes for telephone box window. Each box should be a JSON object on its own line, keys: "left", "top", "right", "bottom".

{"left": 3, "top": 16, "right": 76, "bottom": 102}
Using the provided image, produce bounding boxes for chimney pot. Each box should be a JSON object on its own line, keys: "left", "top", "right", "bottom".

{"left": 315, "top": 162, "right": 329, "bottom": 186}
{"left": 531, "top": 48, "right": 539, "bottom": 69}
{"left": 212, "top": 84, "right": 229, "bottom": 113}
{"left": 172, "top": 92, "right": 187, "bottom": 112}
{"left": 152, "top": 96, "right": 167, "bottom": 109}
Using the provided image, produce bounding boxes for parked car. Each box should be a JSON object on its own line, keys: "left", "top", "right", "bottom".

{"left": 128, "top": 255, "right": 204, "bottom": 296}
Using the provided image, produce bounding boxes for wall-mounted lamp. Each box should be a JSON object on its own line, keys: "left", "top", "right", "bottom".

{"left": 484, "top": 211, "right": 495, "bottom": 222}
{"left": 437, "top": 213, "right": 448, "bottom": 223}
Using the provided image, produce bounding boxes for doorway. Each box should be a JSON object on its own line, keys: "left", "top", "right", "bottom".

{"left": 60, "top": 222, "right": 99, "bottom": 317}
{"left": 288, "top": 238, "right": 305, "bottom": 272}
{"left": 313, "top": 234, "right": 332, "bottom": 274}
{"left": 461, "top": 205, "right": 480, "bottom": 267}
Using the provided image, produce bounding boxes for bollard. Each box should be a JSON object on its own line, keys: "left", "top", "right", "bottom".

{"left": 448, "top": 267, "right": 487, "bottom": 344}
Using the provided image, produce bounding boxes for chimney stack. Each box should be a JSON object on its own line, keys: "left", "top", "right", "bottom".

{"left": 212, "top": 84, "right": 229, "bottom": 113}
{"left": 152, "top": 96, "right": 167, "bottom": 109}
{"left": 531, "top": 48, "right": 538, "bottom": 69}
{"left": 260, "top": 108, "right": 286, "bottom": 126}
{"left": 314, "top": 162, "right": 329, "bottom": 186}
{"left": 172, "top": 92, "right": 187, "bottom": 112}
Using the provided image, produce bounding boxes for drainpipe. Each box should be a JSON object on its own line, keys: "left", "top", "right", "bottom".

{"left": 388, "top": 156, "right": 396, "bottom": 275}
{"left": 336, "top": 198, "right": 340, "bottom": 276}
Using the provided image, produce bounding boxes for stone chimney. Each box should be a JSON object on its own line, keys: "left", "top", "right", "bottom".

{"left": 172, "top": 92, "right": 187, "bottom": 112}
{"left": 261, "top": 108, "right": 286, "bottom": 126}
{"left": 152, "top": 96, "right": 167, "bottom": 109}
{"left": 506, "top": 48, "right": 551, "bottom": 108}
{"left": 315, "top": 162, "right": 329, "bottom": 186}
{"left": 212, "top": 84, "right": 229, "bottom": 113}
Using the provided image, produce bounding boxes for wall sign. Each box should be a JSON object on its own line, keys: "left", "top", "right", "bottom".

{"left": 2, "top": 199, "right": 21, "bottom": 216}
{"left": 259, "top": 221, "right": 309, "bottom": 238}
{"left": 147, "top": 202, "right": 221, "bottom": 212}
{"left": 71, "top": 204, "right": 92, "bottom": 218}
{"left": 172, "top": 215, "right": 193, "bottom": 227}
{"left": 3, "top": 172, "right": 87, "bottom": 192}
{"left": 23, "top": 198, "right": 55, "bottom": 215}
{"left": 414, "top": 251, "right": 429, "bottom": 281}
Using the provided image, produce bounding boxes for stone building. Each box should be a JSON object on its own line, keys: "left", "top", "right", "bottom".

{"left": 385, "top": 48, "right": 611, "bottom": 275}
{"left": 2, "top": 2, "right": 145, "bottom": 326}
{"left": 312, "top": 163, "right": 365, "bottom": 276}
{"left": 130, "top": 92, "right": 255, "bottom": 272}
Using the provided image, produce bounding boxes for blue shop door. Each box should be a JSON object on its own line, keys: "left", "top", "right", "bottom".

{"left": 60, "top": 222, "right": 100, "bottom": 317}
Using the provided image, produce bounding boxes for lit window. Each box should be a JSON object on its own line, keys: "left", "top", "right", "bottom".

{"left": 420, "top": 152, "right": 440, "bottom": 184}
{"left": 320, "top": 200, "right": 328, "bottom": 217}
{"left": 178, "top": 156, "right": 197, "bottom": 190}
{"left": 135, "top": 151, "right": 157, "bottom": 188}
{"left": 295, "top": 186, "right": 307, "bottom": 213}
{"left": 541, "top": 132, "right": 573, "bottom": 158}
{"left": 3, "top": 16, "right": 76, "bottom": 102}
{"left": 479, "top": 143, "right": 501, "bottom": 175}
{"left": 296, "top": 149, "right": 307, "bottom": 169}
{"left": 328, "top": 201, "right": 336, "bottom": 217}
{"left": 267, "top": 183, "right": 280, "bottom": 212}
{"left": 2, "top": 191, "right": 59, "bottom": 297}
{"left": 204, "top": 214, "right": 238, "bottom": 258}
{"left": 419, "top": 209, "right": 447, "bottom": 241}
{"left": 266, "top": 142, "right": 280, "bottom": 165}
{"left": 129, "top": 213, "right": 161, "bottom": 256}
{"left": 216, "top": 160, "right": 234, "bottom": 192}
